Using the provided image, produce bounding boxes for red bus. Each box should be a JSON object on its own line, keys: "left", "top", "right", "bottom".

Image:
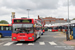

{"left": 52, "top": 26, "right": 58, "bottom": 32}
{"left": 12, "top": 18, "right": 41, "bottom": 41}
{"left": 62, "top": 26, "right": 68, "bottom": 33}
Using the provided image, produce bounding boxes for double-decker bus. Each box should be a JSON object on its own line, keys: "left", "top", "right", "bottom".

{"left": 0, "top": 24, "right": 12, "bottom": 38}
{"left": 12, "top": 18, "right": 41, "bottom": 41}
{"left": 35, "top": 19, "right": 45, "bottom": 34}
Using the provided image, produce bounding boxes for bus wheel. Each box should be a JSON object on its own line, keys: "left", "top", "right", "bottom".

{"left": 0, "top": 34, "right": 2, "bottom": 38}
{"left": 39, "top": 36, "right": 40, "bottom": 39}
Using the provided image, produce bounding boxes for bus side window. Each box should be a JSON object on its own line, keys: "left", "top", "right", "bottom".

{"left": 38, "top": 28, "right": 39, "bottom": 30}
{"left": 38, "top": 27, "right": 40, "bottom": 30}
{"left": 3, "top": 26, "right": 6, "bottom": 30}
{"left": 34, "top": 27, "right": 36, "bottom": 30}
{"left": 36, "top": 28, "right": 39, "bottom": 30}
{"left": 6, "top": 27, "right": 9, "bottom": 30}
{"left": 1, "top": 26, "right": 3, "bottom": 30}
{"left": 0, "top": 26, "right": 1, "bottom": 30}
{"left": 36, "top": 28, "right": 37, "bottom": 30}
{"left": 9, "top": 26, "right": 11, "bottom": 30}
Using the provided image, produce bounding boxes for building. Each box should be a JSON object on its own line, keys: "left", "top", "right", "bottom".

{"left": 38, "top": 15, "right": 67, "bottom": 25}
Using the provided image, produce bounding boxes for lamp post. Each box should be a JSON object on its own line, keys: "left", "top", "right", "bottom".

{"left": 27, "top": 9, "right": 30, "bottom": 18}
{"left": 67, "top": 0, "right": 70, "bottom": 40}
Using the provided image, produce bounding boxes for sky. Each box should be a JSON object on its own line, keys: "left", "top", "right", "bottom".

{"left": 0, "top": 0, "right": 75, "bottom": 24}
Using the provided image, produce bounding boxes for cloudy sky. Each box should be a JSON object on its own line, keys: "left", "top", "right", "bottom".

{"left": 0, "top": 0, "right": 75, "bottom": 23}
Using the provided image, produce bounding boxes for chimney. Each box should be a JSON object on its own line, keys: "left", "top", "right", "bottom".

{"left": 38, "top": 15, "right": 40, "bottom": 19}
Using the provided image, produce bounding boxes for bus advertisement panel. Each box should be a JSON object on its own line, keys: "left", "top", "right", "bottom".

{"left": 0, "top": 24, "right": 12, "bottom": 38}
{"left": 12, "top": 18, "right": 41, "bottom": 41}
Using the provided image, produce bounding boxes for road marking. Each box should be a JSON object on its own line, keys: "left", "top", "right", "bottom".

{"left": 16, "top": 43, "right": 23, "bottom": 45}
{"left": 28, "top": 43, "right": 34, "bottom": 45}
{"left": 49, "top": 42, "right": 57, "bottom": 45}
{"left": 39, "top": 42, "right": 45, "bottom": 45}
{"left": 4, "top": 42, "right": 14, "bottom": 46}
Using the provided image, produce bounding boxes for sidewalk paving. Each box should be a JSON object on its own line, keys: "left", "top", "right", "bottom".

{"left": 55, "top": 32, "right": 75, "bottom": 46}
{"left": 63, "top": 40, "right": 75, "bottom": 46}
{"left": 59, "top": 32, "right": 75, "bottom": 46}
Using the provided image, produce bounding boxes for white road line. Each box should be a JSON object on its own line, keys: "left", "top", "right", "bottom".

{"left": 4, "top": 42, "right": 14, "bottom": 46}
{"left": 49, "top": 42, "right": 57, "bottom": 45}
{"left": 16, "top": 43, "right": 23, "bottom": 45}
{"left": 28, "top": 43, "right": 34, "bottom": 45}
{"left": 39, "top": 42, "right": 45, "bottom": 45}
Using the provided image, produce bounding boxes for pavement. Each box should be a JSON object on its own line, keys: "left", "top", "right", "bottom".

{"left": 63, "top": 39, "right": 75, "bottom": 46}
{"left": 0, "top": 31, "right": 75, "bottom": 50}
{"left": 56, "top": 31, "right": 75, "bottom": 46}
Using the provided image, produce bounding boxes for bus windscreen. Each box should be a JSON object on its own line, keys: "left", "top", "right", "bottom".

{"left": 13, "top": 24, "right": 33, "bottom": 33}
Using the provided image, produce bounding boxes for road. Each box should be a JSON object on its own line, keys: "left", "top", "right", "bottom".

{"left": 0, "top": 31, "right": 75, "bottom": 50}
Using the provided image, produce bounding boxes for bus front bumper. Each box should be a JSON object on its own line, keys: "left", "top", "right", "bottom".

{"left": 12, "top": 37, "right": 35, "bottom": 41}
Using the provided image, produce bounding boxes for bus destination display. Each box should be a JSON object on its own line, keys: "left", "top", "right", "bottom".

{"left": 14, "top": 19, "right": 32, "bottom": 23}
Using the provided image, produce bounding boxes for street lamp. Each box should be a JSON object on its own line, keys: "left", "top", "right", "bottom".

{"left": 27, "top": 9, "right": 30, "bottom": 18}
{"left": 67, "top": 0, "right": 70, "bottom": 40}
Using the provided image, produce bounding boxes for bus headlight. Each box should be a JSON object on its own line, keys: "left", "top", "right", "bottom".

{"left": 28, "top": 37, "right": 32, "bottom": 39}
{"left": 13, "top": 37, "right": 16, "bottom": 39}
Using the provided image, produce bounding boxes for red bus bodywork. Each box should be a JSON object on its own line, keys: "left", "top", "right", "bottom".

{"left": 12, "top": 18, "right": 41, "bottom": 41}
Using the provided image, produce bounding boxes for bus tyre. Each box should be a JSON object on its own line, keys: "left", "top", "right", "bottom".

{"left": 0, "top": 34, "right": 2, "bottom": 38}
{"left": 39, "top": 36, "right": 40, "bottom": 39}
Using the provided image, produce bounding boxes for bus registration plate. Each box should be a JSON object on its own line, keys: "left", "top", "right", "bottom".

{"left": 20, "top": 39, "right": 25, "bottom": 41}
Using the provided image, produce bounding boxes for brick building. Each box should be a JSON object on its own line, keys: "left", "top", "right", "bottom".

{"left": 38, "top": 15, "right": 67, "bottom": 25}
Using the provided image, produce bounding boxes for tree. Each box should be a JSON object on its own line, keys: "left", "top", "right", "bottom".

{"left": 0, "top": 20, "right": 9, "bottom": 24}
{"left": 72, "top": 18, "right": 75, "bottom": 20}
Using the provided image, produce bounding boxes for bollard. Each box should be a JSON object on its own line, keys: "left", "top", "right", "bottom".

{"left": 70, "top": 35, "right": 72, "bottom": 40}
